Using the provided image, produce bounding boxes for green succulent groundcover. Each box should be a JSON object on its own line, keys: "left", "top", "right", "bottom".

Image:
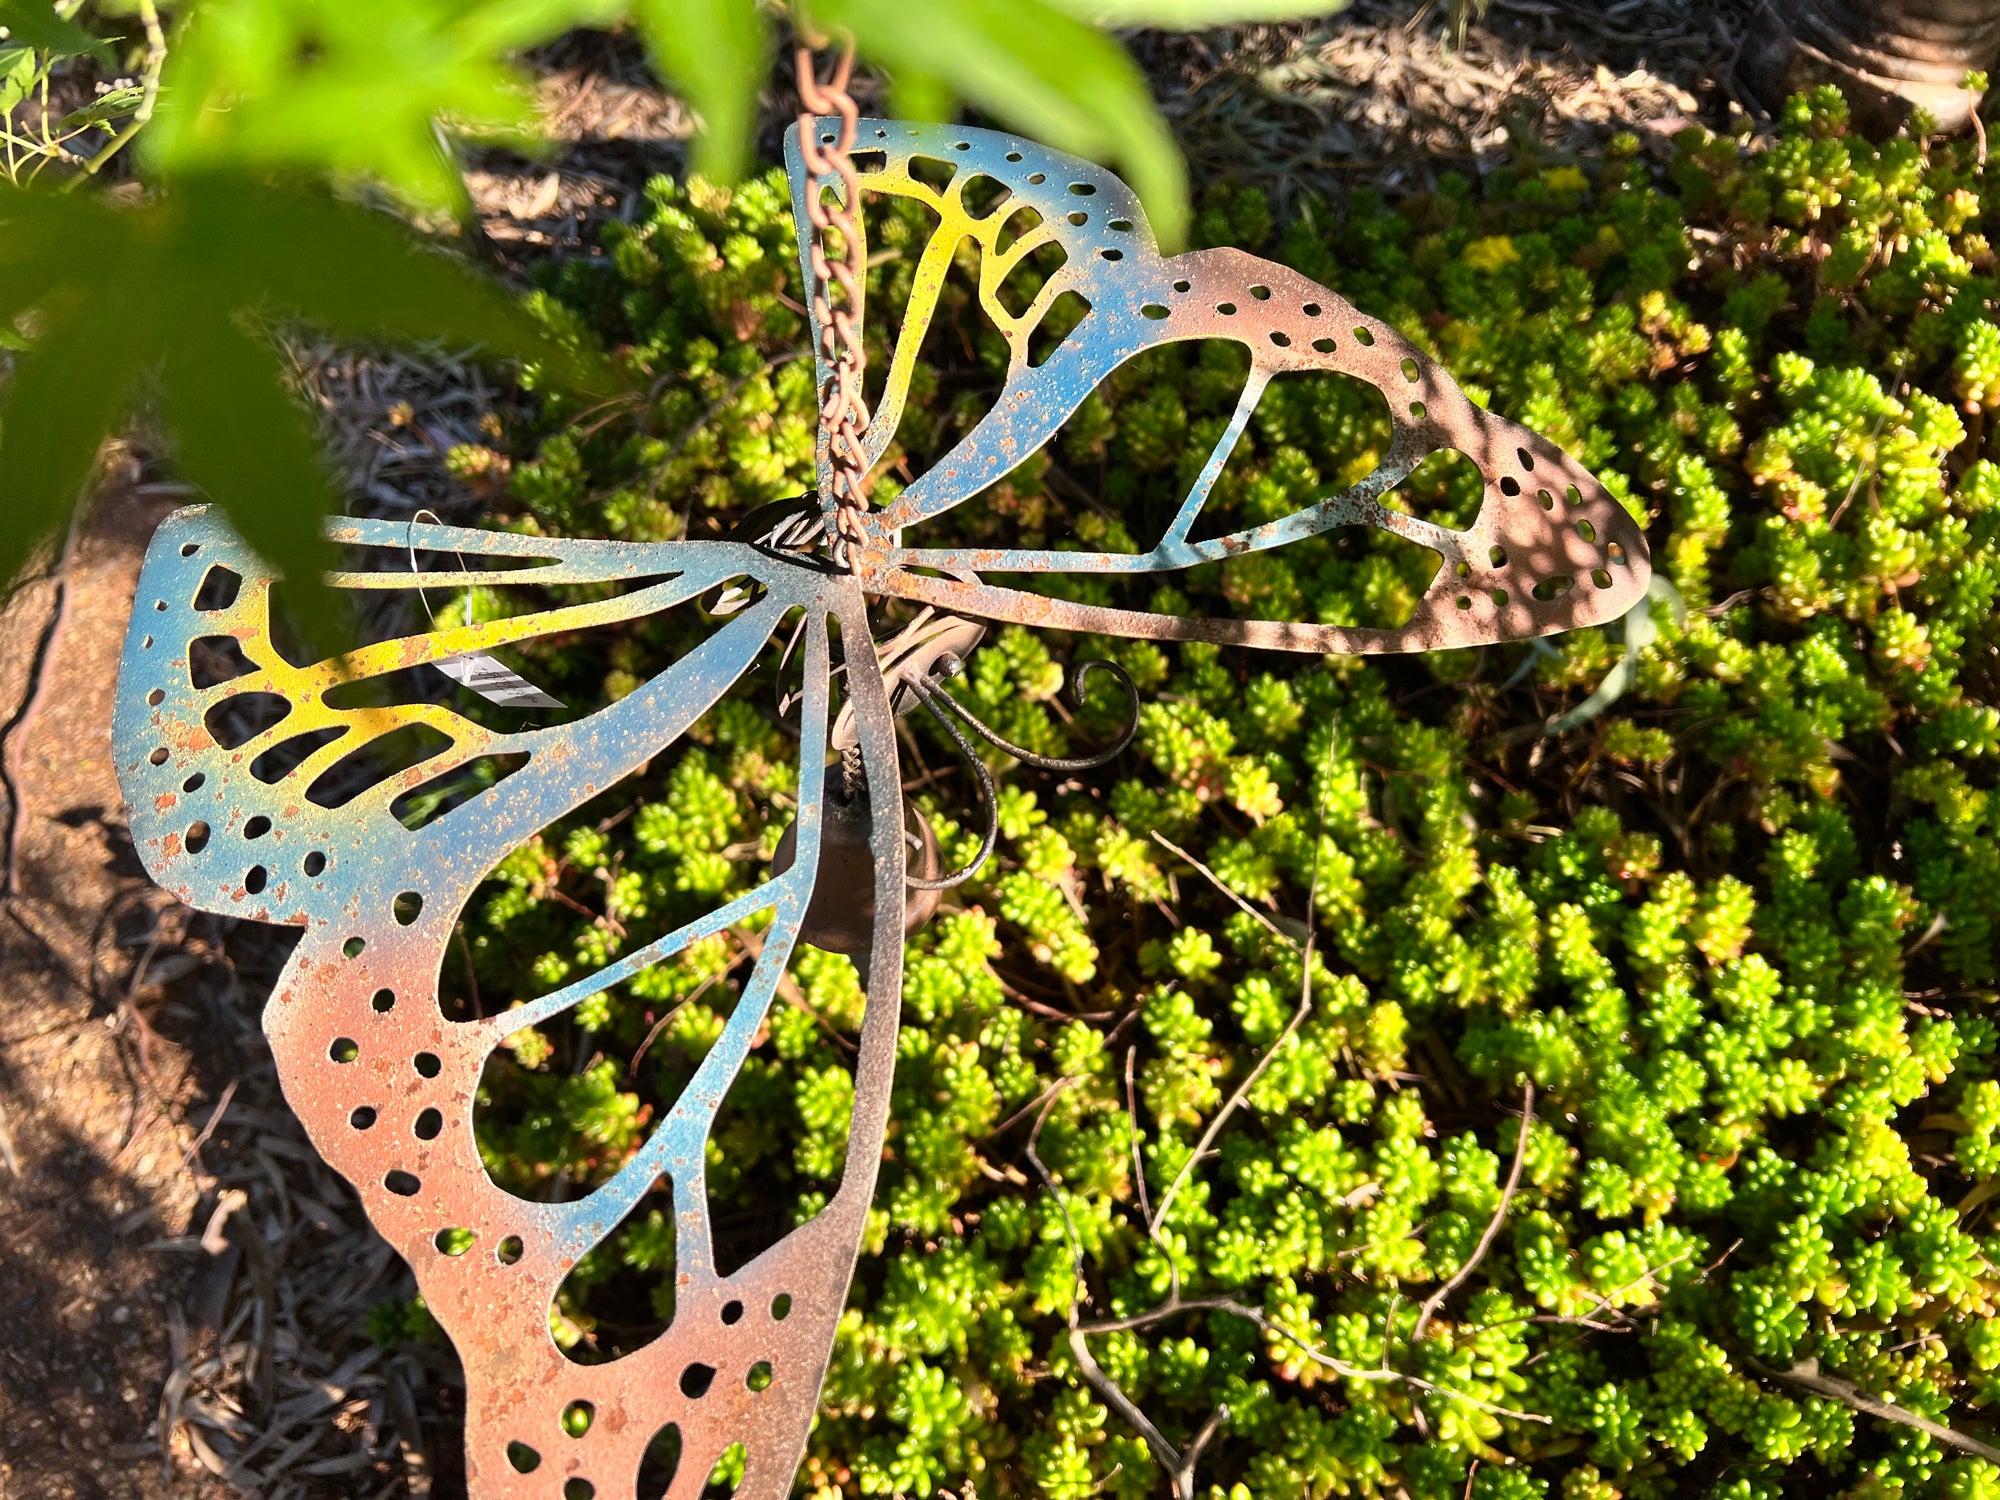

{"left": 385, "top": 88, "right": 2000, "bottom": 1498}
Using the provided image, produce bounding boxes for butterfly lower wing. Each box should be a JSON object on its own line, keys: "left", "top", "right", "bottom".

{"left": 114, "top": 510, "right": 907, "bottom": 1499}
{"left": 791, "top": 118, "right": 1651, "bottom": 653}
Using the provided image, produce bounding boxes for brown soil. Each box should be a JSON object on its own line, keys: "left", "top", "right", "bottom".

{"left": 0, "top": 471, "right": 455, "bottom": 1498}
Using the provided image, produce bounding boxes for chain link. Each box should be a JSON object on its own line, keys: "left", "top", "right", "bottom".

{"left": 795, "top": 43, "right": 872, "bottom": 557}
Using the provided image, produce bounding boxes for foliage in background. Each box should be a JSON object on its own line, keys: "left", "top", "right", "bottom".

{"left": 0, "top": 0, "right": 1344, "bottom": 595}
{"left": 391, "top": 89, "right": 2000, "bottom": 1499}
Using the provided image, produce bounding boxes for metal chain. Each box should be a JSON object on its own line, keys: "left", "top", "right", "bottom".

{"left": 795, "top": 42, "right": 872, "bottom": 558}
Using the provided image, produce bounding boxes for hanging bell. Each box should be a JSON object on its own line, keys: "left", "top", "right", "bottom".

{"left": 772, "top": 759, "right": 943, "bottom": 957}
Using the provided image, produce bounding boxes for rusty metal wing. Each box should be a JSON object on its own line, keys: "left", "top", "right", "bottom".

{"left": 787, "top": 117, "right": 1653, "bottom": 654}
{"left": 113, "top": 508, "right": 913, "bottom": 1499}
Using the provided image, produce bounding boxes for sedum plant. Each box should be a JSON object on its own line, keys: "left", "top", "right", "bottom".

{"left": 389, "top": 87, "right": 2000, "bottom": 1499}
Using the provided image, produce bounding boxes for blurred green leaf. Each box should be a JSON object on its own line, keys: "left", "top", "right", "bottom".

{"left": 0, "top": 41, "right": 34, "bottom": 113}
{"left": 144, "top": 0, "right": 619, "bottom": 207}
{"left": 0, "top": 175, "right": 613, "bottom": 625}
{"left": 633, "top": 0, "right": 765, "bottom": 184}
{"left": 0, "top": 0, "right": 111, "bottom": 62}
{"left": 814, "top": 0, "right": 1190, "bottom": 249}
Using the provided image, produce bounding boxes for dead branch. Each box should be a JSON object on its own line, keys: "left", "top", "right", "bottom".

{"left": 1748, "top": 1357, "right": 2000, "bottom": 1466}
{"left": 1411, "top": 1080, "right": 1536, "bottom": 1349}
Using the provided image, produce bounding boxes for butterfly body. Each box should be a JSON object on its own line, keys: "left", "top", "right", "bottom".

{"left": 114, "top": 117, "right": 1650, "bottom": 1499}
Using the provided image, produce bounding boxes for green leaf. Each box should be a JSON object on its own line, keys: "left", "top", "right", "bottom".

{"left": 0, "top": 40, "right": 35, "bottom": 115}
{"left": 0, "top": 0, "right": 111, "bottom": 62}
{"left": 159, "top": 318, "right": 345, "bottom": 639}
{"left": 817, "top": 0, "right": 1190, "bottom": 249}
{"left": 632, "top": 0, "right": 765, "bottom": 184}
{"left": 0, "top": 174, "right": 618, "bottom": 607}
{"left": 0, "top": 313, "right": 144, "bottom": 593}
{"left": 143, "top": 0, "right": 613, "bottom": 208}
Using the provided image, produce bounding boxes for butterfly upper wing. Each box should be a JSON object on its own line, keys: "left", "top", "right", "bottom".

{"left": 114, "top": 509, "right": 910, "bottom": 1500}
{"left": 787, "top": 117, "right": 1651, "bottom": 653}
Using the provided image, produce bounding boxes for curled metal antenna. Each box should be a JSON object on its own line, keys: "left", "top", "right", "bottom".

{"left": 903, "top": 675, "right": 999, "bottom": 891}
{"left": 920, "top": 657, "right": 1140, "bottom": 773}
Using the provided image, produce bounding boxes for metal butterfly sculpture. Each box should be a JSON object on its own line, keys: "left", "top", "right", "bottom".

{"left": 113, "top": 65, "right": 1651, "bottom": 1500}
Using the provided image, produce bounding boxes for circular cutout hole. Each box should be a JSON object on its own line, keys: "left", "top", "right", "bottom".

{"left": 1538, "top": 489, "right": 1555, "bottom": 511}
{"left": 1249, "top": 284, "right": 1270, "bottom": 300}
{"left": 142, "top": 636, "right": 153, "bottom": 649}
{"left": 1100, "top": 248, "right": 1123, "bottom": 261}
{"left": 1173, "top": 278, "right": 1191, "bottom": 292}
{"left": 1499, "top": 476, "right": 1520, "bottom": 496}
{"left": 302, "top": 850, "right": 326, "bottom": 877}
{"left": 149, "top": 747, "right": 170, "bottom": 766}
{"left": 1455, "top": 561, "right": 1471, "bottom": 578}
{"left": 244, "top": 865, "right": 268, "bottom": 895}
{"left": 1303, "top": 302, "right": 1321, "bottom": 316}
{"left": 1608, "top": 542, "right": 1626, "bottom": 562}
{"left": 146, "top": 688, "right": 165, "bottom": 707}
{"left": 186, "top": 821, "right": 210, "bottom": 853}
{"left": 562, "top": 1400, "right": 594, "bottom": 1438}
{"left": 506, "top": 1441, "right": 540, "bottom": 1474}
{"left": 496, "top": 1235, "right": 524, "bottom": 1265}
{"left": 1353, "top": 327, "right": 1375, "bottom": 345}
{"left": 1027, "top": 172, "right": 1046, "bottom": 185}
{"left": 1532, "top": 576, "right": 1575, "bottom": 601}
{"left": 1592, "top": 568, "right": 1614, "bottom": 589}
{"left": 183, "top": 773, "right": 205, "bottom": 792}
{"left": 1489, "top": 545, "right": 1508, "bottom": 568}
{"left": 392, "top": 891, "right": 423, "bottom": 926}
{"left": 329, "top": 1037, "right": 358, "bottom": 1063}
{"left": 746, "top": 1361, "right": 773, "bottom": 1392}
{"left": 1108, "top": 218, "right": 1133, "bottom": 231}
{"left": 720, "top": 1300, "right": 744, "bottom": 1325}
{"left": 1269, "top": 331, "right": 1291, "bottom": 347}
{"left": 350, "top": 1106, "right": 377, "bottom": 1130}
{"left": 1400, "top": 357, "right": 1420, "bottom": 382}
{"left": 680, "top": 1364, "right": 716, "bottom": 1399}
{"left": 1140, "top": 303, "right": 1169, "bottom": 321}
{"left": 1456, "top": 596, "right": 1472, "bottom": 610}
{"left": 414, "top": 1052, "right": 442, "bottom": 1078}
{"left": 1068, "top": 181, "right": 1096, "bottom": 195}
{"left": 343, "top": 936, "right": 365, "bottom": 959}
{"left": 1517, "top": 447, "right": 1535, "bottom": 470}
{"left": 180, "top": 543, "right": 201, "bottom": 558}
{"left": 1576, "top": 519, "right": 1596, "bottom": 542}
{"left": 1067, "top": 210, "right": 1087, "bottom": 226}
{"left": 1216, "top": 302, "right": 1236, "bottom": 315}
{"left": 1566, "top": 484, "right": 1582, "bottom": 506}
{"left": 372, "top": 988, "right": 396, "bottom": 1013}
{"left": 1005, "top": 150, "right": 1022, "bottom": 162}
{"left": 771, "top": 1293, "right": 793, "bottom": 1321}
{"left": 384, "top": 1169, "right": 420, "bottom": 1197}
{"left": 1409, "top": 400, "right": 1425, "bottom": 419}
{"left": 435, "top": 1227, "right": 474, "bottom": 1256}
{"left": 154, "top": 600, "right": 168, "bottom": 612}
{"left": 244, "top": 815, "right": 271, "bottom": 839}
{"left": 563, "top": 1481, "right": 594, "bottom": 1500}
{"left": 414, "top": 1107, "right": 443, "bottom": 1140}
{"left": 953, "top": 140, "right": 969, "bottom": 151}
{"left": 1492, "top": 589, "right": 1510, "bottom": 607}
{"left": 1313, "top": 337, "right": 1337, "bottom": 354}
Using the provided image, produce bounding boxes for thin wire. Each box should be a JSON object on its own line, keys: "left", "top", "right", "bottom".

{"left": 404, "top": 507, "right": 468, "bottom": 627}
{"left": 920, "top": 658, "right": 1140, "bottom": 772}
{"left": 904, "top": 677, "right": 999, "bottom": 891}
